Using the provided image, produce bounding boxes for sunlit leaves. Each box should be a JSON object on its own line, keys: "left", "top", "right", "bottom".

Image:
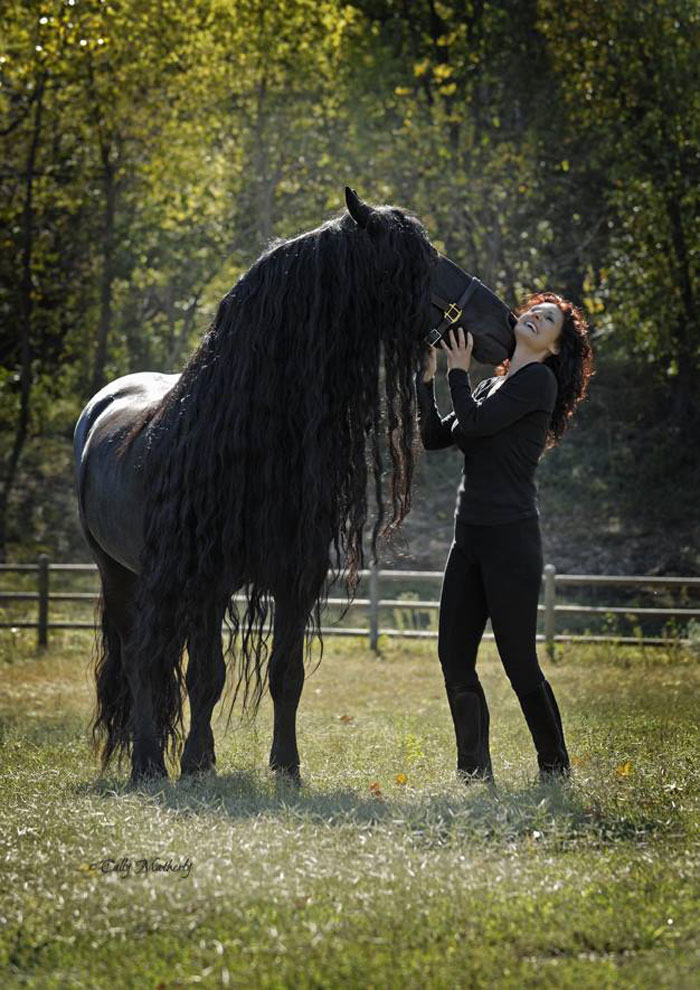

{"left": 2, "top": 0, "right": 698, "bottom": 436}
{"left": 537, "top": 0, "right": 700, "bottom": 396}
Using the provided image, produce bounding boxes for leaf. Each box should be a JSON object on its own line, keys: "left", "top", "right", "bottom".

{"left": 614, "top": 761, "right": 633, "bottom": 778}
{"left": 433, "top": 63, "right": 453, "bottom": 81}
{"left": 413, "top": 58, "right": 430, "bottom": 77}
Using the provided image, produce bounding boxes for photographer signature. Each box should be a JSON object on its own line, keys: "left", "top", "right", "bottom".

{"left": 85, "top": 856, "right": 193, "bottom": 879}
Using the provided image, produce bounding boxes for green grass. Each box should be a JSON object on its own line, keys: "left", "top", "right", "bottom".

{"left": 1, "top": 632, "right": 699, "bottom": 989}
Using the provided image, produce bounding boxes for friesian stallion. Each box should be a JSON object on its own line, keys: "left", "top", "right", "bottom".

{"left": 73, "top": 187, "right": 515, "bottom": 783}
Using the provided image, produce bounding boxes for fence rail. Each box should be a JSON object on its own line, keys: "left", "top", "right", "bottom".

{"left": 1, "top": 555, "right": 699, "bottom": 653}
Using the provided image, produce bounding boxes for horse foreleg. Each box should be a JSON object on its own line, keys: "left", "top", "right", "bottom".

{"left": 268, "top": 597, "right": 307, "bottom": 784}
{"left": 181, "top": 601, "right": 227, "bottom": 776}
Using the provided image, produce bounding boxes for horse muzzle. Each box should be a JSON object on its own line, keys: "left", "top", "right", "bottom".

{"left": 428, "top": 255, "right": 516, "bottom": 365}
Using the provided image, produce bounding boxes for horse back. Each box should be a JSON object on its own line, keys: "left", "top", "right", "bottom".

{"left": 74, "top": 372, "right": 180, "bottom": 574}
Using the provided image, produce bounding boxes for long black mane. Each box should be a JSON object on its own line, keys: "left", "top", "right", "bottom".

{"left": 103, "top": 204, "right": 437, "bottom": 771}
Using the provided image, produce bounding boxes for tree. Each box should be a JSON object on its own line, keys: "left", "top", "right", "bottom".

{"left": 537, "top": 0, "right": 700, "bottom": 428}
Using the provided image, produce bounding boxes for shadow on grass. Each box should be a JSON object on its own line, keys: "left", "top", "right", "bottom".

{"left": 3, "top": 712, "right": 680, "bottom": 848}
{"left": 71, "top": 767, "right": 673, "bottom": 848}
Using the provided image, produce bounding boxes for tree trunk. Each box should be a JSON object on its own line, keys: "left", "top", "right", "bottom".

{"left": 665, "top": 193, "right": 696, "bottom": 431}
{"left": 0, "top": 75, "right": 45, "bottom": 561}
{"left": 91, "top": 155, "right": 115, "bottom": 394}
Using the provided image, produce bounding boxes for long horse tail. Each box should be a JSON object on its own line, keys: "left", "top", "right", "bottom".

{"left": 149, "top": 605, "right": 188, "bottom": 772}
{"left": 88, "top": 590, "right": 133, "bottom": 772}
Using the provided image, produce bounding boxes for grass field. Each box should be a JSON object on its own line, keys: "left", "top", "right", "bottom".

{"left": 1, "top": 631, "right": 699, "bottom": 989}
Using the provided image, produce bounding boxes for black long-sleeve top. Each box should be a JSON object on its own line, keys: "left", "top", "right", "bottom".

{"left": 415, "top": 362, "right": 558, "bottom": 525}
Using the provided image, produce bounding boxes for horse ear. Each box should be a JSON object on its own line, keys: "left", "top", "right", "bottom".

{"left": 345, "top": 186, "right": 374, "bottom": 229}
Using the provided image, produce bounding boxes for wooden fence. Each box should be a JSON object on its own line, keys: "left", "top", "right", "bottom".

{"left": 2, "top": 555, "right": 699, "bottom": 656}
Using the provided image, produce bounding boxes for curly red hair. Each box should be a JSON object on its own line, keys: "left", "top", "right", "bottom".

{"left": 496, "top": 291, "right": 593, "bottom": 447}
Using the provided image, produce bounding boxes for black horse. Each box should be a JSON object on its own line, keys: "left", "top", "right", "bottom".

{"left": 73, "top": 187, "right": 515, "bottom": 783}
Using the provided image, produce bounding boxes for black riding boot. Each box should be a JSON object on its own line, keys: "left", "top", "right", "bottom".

{"left": 445, "top": 682, "right": 494, "bottom": 783}
{"left": 517, "top": 679, "right": 570, "bottom": 782}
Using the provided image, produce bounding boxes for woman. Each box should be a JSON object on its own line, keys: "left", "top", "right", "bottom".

{"left": 415, "top": 292, "right": 592, "bottom": 783}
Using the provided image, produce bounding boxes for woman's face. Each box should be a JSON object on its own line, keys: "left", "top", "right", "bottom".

{"left": 514, "top": 302, "right": 564, "bottom": 356}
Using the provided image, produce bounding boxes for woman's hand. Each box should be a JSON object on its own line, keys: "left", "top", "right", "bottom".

{"left": 440, "top": 327, "right": 473, "bottom": 373}
{"left": 421, "top": 345, "right": 438, "bottom": 383}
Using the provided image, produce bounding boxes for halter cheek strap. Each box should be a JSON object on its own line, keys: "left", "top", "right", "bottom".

{"left": 425, "top": 277, "right": 483, "bottom": 347}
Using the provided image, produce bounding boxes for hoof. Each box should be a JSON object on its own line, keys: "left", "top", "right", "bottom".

{"left": 270, "top": 762, "right": 302, "bottom": 787}
{"left": 457, "top": 766, "right": 494, "bottom": 785}
{"left": 130, "top": 762, "right": 168, "bottom": 785}
{"left": 180, "top": 751, "right": 216, "bottom": 777}
{"left": 538, "top": 764, "right": 572, "bottom": 785}
{"left": 180, "top": 762, "right": 216, "bottom": 779}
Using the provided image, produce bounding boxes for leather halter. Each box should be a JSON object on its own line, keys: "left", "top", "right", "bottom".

{"left": 424, "top": 277, "right": 483, "bottom": 347}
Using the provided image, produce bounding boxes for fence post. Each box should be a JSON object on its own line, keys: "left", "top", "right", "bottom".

{"left": 37, "top": 553, "right": 50, "bottom": 649}
{"left": 369, "top": 560, "right": 379, "bottom": 653}
{"left": 544, "top": 563, "right": 556, "bottom": 659}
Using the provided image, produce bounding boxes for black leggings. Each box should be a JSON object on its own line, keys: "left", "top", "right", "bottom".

{"left": 438, "top": 516, "right": 546, "bottom": 699}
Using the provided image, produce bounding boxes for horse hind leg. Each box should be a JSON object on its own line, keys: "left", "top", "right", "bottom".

{"left": 124, "top": 599, "right": 180, "bottom": 782}
{"left": 180, "top": 600, "right": 227, "bottom": 776}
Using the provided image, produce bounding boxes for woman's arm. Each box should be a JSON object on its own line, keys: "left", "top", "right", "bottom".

{"left": 415, "top": 372, "right": 456, "bottom": 450}
{"left": 448, "top": 364, "right": 557, "bottom": 438}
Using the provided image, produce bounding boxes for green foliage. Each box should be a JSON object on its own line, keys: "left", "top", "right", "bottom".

{"left": 1, "top": 0, "right": 699, "bottom": 556}
{"left": 537, "top": 0, "right": 700, "bottom": 389}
